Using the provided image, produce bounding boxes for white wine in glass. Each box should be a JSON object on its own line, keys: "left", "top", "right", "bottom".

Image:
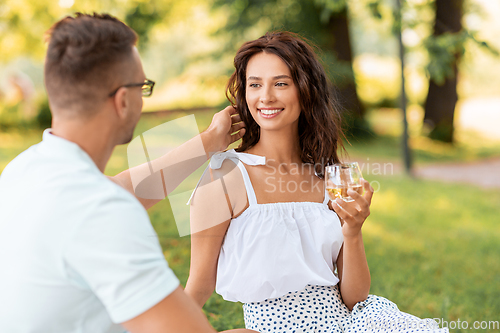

{"left": 325, "top": 162, "right": 363, "bottom": 202}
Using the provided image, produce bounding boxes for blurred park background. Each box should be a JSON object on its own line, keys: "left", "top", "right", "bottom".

{"left": 1, "top": 0, "right": 499, "bottom": 331}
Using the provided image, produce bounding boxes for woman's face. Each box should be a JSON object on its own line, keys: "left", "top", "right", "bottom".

{"left": 245, "top": 52, "right": 301, "bottom": 133}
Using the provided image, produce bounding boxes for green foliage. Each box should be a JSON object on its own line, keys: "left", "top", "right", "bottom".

{"left": 314, "top": 0, "right": 347, "bottom": 23}
{"left": 214, "top": 0, "right": 327, "bottom": 47}
{"left": 424, "top": 31, "right": 466, "bottom": 85}
{"left": 0, "top": 98, "right": 51, "bottom": 131}
{"left": 124, "top": 1, "right": 168, "bottom": 50}
{"left": 0, "top": 0, "right": 175, "bottom": 63}
{"left": 321, "top": 53, "right": 356, "bottom": 89}
{"left": 0, "top": 103, "right": 25, "bottom": 130}
{"left": 391, "top": 0, "right": 498, "bottom": 87}
{"left": 36, "top": 98, "right": 52, "bottom": 129}
{"left": 367, "top": 1, "right": 383, "bottom": 20}
{"left": 342, "top": 109, "right": 376, "bottom": 140}
{"left": 0, "top": 0, "right": 63, "bottom": 62}
{"left": 427, "top": 119, "right": 453, "bottom": 143}
{"left": 212, "top": 0, "right": 360, "bottom": 71}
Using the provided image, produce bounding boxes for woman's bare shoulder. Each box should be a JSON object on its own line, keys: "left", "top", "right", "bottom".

{"left": 193, "top": 158, "right": 249, "bottom": 218}
{"left": 215, "top": 159, "right": 249, "bottom": 218}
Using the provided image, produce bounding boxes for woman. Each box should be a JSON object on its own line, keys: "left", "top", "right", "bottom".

{"left": 185, "top": 31, "right": 447, "bottom": 333}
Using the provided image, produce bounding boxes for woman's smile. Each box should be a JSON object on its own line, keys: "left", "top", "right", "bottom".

{"left": 258, "top": 108, "right": 284, "bottom": 118}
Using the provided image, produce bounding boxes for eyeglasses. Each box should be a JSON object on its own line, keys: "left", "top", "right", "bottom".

{"left": 108, "top": 79, "right": 155, "bottom": 98}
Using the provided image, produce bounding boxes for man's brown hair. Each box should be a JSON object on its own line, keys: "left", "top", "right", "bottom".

{"left": 44, "top": 12, "right": 138, "bottom": 116}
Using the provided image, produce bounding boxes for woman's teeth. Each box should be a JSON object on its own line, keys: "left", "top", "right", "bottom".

{"left": 260, "top": 109, "right": 282, "bottom": 115}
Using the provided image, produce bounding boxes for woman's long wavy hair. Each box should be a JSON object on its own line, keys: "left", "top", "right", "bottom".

{"left": 227, "top": 31, "right": 346, "bottom": 178}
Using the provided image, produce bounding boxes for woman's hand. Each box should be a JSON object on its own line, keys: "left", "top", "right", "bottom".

{"left": 332, "top": 179, "right": 373, "bottom": 308}
{"left": 331, "top": 179, "right": 374, "bottom": 238}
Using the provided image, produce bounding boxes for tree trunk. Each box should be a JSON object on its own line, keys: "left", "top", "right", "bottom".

{"left": 424, "top": 0, "right": 463, "bottom": 143}
{"left": 326, "top": 8, "right": 369, "bottom": 137}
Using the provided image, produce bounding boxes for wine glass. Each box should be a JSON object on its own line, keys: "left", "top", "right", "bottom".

{"left": 325, "top": 162, "right": 364, "bottom": 202}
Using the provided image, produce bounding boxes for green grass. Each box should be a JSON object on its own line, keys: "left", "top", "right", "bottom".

{"left": 344, "top": 133, "right": 500, "bottom": 165}
{"left": 1, "top": 110, "right": 499, "bottom": 331}
{"left": 364, "top": 175, "right": 500, "bottom": 328}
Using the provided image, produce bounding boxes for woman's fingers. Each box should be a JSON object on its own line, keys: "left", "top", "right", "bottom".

{"left": 345, "top": 196, "right": 369, "bottom": 219}
{"left": 362, "top": 179, "right": 374, "bottom": 205}
{"left": 335, "top": 198, "right": 361, "bottom": 218}
{"left": 331, "top": 200, "right": 350, "bottom": 223}
{"left": 334, "top": 179, "right": 374, "bottom": 221}
{"left": 348, "top": 179, "right": 372, "bottom": 205}
{"left": 333, "top": 179, "right": 374, "bottom": 237}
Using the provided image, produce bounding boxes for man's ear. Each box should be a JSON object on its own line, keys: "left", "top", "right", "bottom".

{"left": 112, "top": 87, "right": 129, "bottom": 120}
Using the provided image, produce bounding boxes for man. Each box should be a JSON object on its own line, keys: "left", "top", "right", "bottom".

{"left": 0, "top": 13, "right": 252, "bottom": 333}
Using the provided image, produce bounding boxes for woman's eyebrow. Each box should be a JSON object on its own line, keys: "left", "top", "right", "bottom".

{"left": 247, "top": 75, "right": 292, "bottom": 80}
{"left": 273, "top": 75, "right": 292, "bottom": 80}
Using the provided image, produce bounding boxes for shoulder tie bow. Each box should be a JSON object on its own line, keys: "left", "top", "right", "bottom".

{"left": 186, "top": 149, "right": 265, "bottom": 205}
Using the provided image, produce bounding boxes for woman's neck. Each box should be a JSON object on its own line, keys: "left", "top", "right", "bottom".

{"left": 248, "top": 129, "right": 302, "bottom": 165}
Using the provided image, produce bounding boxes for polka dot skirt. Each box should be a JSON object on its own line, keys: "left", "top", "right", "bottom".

{"left": 243, "top": 285, "right": 448, "bottom": 333}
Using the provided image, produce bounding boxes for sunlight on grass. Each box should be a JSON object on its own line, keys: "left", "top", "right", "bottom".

{"left": 411, "top": 136, "right": 462, "bottom": 158}
{"left": 348, "top": 107, "right": 500, "bottom": 165}
{"left": 366, "top": 187, "right": 426, "bottom": 253}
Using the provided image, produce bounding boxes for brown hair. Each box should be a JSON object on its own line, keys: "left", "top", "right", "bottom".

{"left": 226, "top": 31, "right": 345, "bottom": 177}
{"left": 44, "top": 13, "right": 138, "bottom": 115}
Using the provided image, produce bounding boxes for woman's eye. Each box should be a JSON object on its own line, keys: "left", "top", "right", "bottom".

{"left": 276, "top": 82, "right": 288, "bottom": 87}
{"left": 249, "top": 83, "right": 260, "bottom": 88}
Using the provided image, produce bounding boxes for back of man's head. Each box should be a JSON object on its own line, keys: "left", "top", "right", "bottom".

{"left": 44, "top": 13, "right": 138, "bottom": 118}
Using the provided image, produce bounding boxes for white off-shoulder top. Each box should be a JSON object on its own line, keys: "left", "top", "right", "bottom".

{"left": 196, "top": 149, "right": 344, "bottom": 304}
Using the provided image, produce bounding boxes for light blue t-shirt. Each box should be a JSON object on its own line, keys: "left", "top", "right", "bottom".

{"left": 0, "top": 129, "right": 179, "bottom": 333}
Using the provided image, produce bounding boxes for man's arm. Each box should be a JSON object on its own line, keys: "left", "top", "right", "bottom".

{"left": 121, "top": 286, "right": 258, "bottom": 333}
{"left": 109, "top": 106, "right": 245, "bottom": 210}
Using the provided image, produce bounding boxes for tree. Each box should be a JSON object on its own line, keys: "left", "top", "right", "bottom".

{"left": 323, "top": 3, "right": 368, "bottom": 137}
{"left": 423, "top": 0, "right": 464, "bottom": 143}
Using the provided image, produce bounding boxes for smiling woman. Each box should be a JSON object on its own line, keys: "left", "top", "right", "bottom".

{"left": 185, "top": 31, "right": 449, "bottom": 333}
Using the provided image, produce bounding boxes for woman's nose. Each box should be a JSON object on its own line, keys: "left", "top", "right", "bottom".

{"left": 260, "top": 86, "right": 276, "bottom": 104}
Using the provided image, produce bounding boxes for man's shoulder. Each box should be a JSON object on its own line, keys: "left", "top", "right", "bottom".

{"left": 71, "top": 171, "right": 145, "bottom": 216}
{"left": 2, "top": 145, "right": 144, "bottom": 216}
{"left": 61, "top": 174, "right": 150, "bottom": 240}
